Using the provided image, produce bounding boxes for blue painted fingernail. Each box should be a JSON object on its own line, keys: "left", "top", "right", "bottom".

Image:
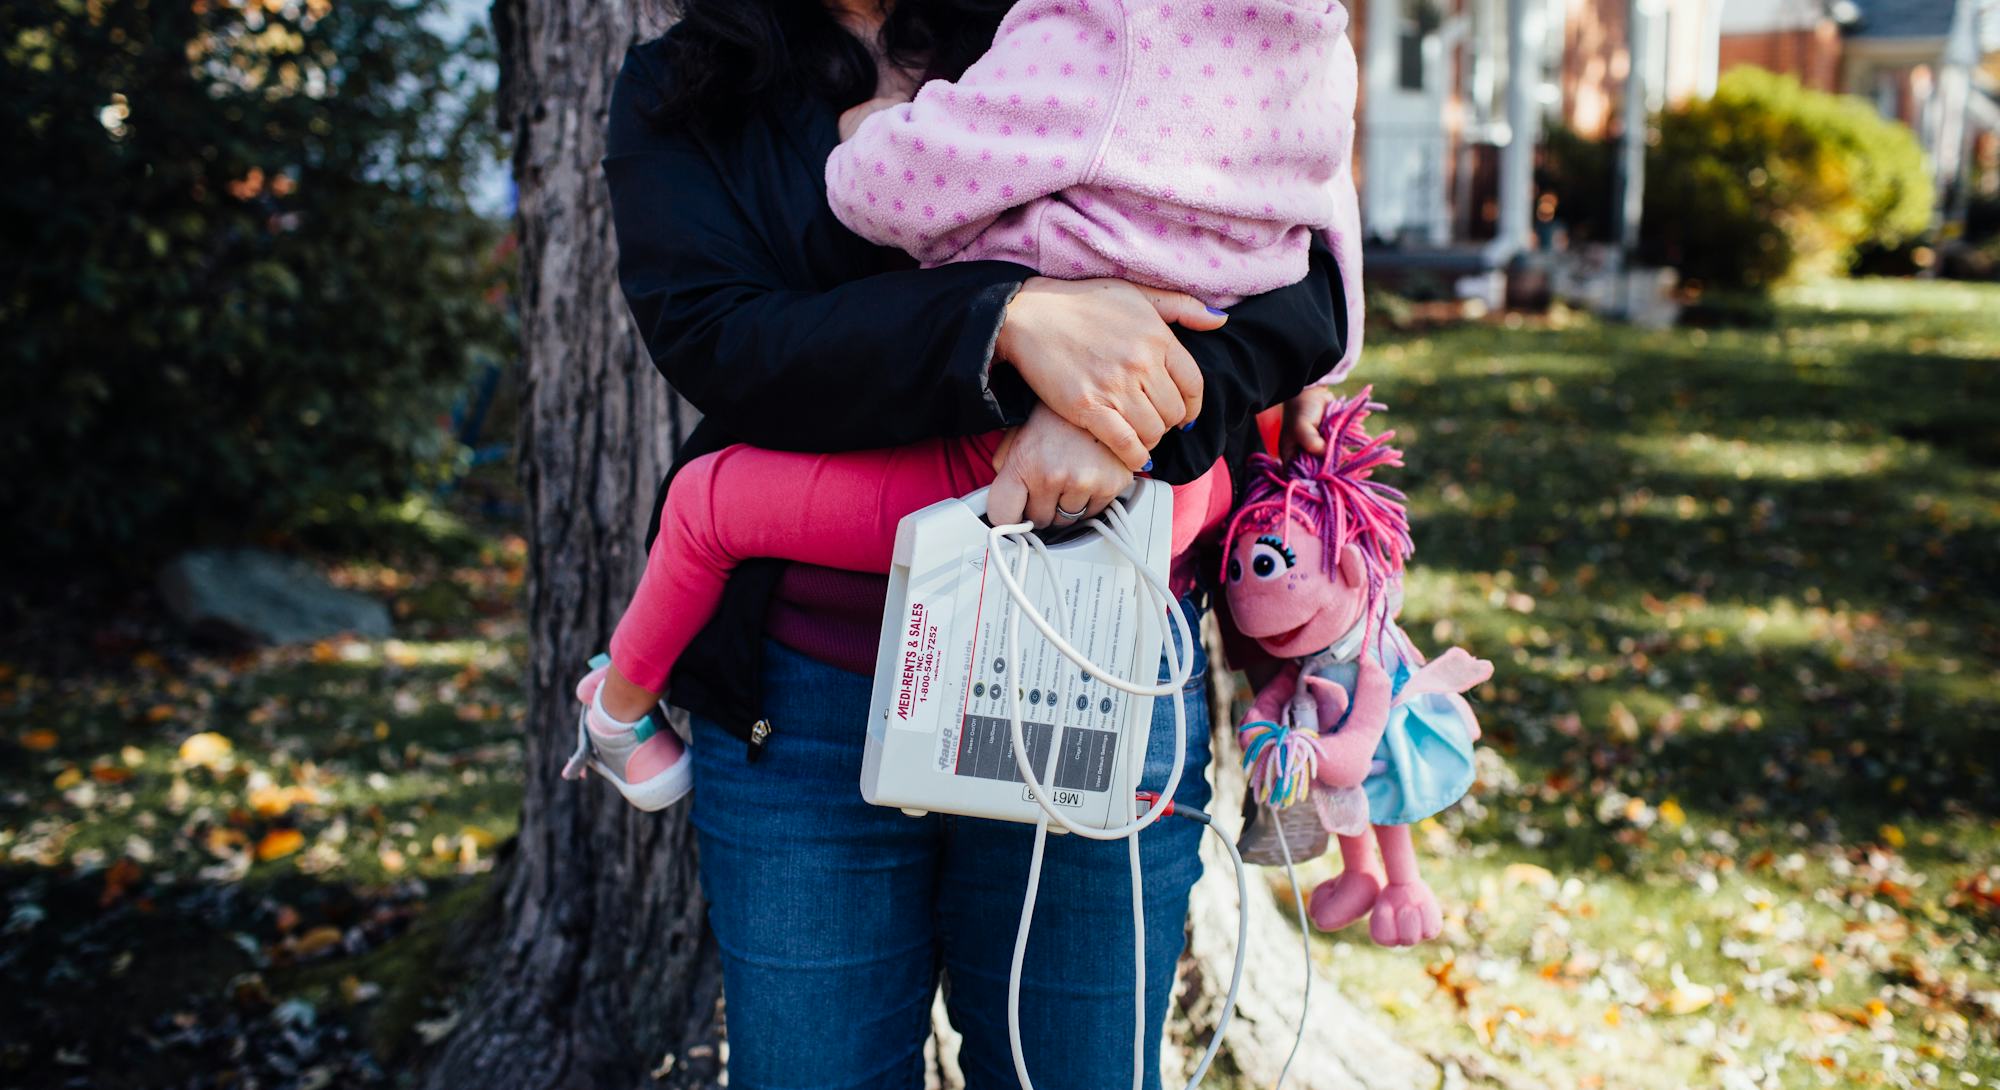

{"left": 1205, "top": 305, "right": 1227, "bottom": 316}
{"left": 1181, "top": 421, "right": 1195, "bottom": 431}
{"left": 1141, "top": 459, "right": 1154, "bottom": 472}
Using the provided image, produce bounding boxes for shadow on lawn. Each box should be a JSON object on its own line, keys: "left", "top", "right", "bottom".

{"left": 0, "top": 858, "right": 486, "bottom": 1088}
{"left": 0, "top": 644, "right": 520, "bottom": 1086}
{"left": 1371, "top": 313, "right": 2000, "bottom": 839}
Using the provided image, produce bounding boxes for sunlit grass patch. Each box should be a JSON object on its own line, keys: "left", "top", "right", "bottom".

{"left": 1620, "top": 432, "right": 1909, "bottom": 484}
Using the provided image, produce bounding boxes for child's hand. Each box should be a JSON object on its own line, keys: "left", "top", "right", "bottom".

{"left": 838, "top": 95, "right": 909, "bottom": 141}
{"left": 1281, "top": 384, "right": 1339, "bottom": 456}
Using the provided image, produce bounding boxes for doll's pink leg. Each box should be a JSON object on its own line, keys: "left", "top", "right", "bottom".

{"left": 1306, "top": 833, "right": 1383, "bottom": 932}
{"left": 1368, "top": 824, "right": 1442, "bottom": 946}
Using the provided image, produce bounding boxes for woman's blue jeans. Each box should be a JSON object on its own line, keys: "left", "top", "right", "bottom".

{"left": 688, "top": 600, "right": 1212, "bottom": 1090}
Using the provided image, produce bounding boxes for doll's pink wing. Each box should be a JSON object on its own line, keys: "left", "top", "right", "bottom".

{"left": 1391, "top": 647, "right": 1492, "bottom": 706}
{"left": 1313, "top": 784, "right": 1371, "bottom": 838}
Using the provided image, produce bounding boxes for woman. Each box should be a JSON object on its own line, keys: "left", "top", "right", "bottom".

{"left": 604, "top": 2, "right": 1347, "bottom": 1086}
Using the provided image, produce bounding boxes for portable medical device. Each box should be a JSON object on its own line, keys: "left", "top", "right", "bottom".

{"left": 862, "top": 482, "right": 1260, "bottom": 1090}
{"left": 861, "top": 482, "right": 1175, "bottom": 828}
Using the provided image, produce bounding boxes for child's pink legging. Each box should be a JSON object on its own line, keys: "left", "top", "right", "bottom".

{"left": 608, "top": 430, "right": 1225, "bottom": 694}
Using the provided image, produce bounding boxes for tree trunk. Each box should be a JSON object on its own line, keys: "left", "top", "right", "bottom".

{"left": 429, "top": 2, "right": 1427, "bottom": 1086}
{"left": 424, "top": 2, "right": 718, "bottom": 1087}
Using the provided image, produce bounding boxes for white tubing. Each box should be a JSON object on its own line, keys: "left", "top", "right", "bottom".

{"left": 987, "top": 498, "right": 1248, "bottom": 1090}
{"left": 1274, "top": 812, "right": 1311, "bottom": 1090}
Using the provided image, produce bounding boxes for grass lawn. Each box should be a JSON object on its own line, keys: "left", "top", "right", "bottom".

{"left": 1280, "top": 278, "right": 2000, "bottom": 1089}
{"left": 0, "top": 277, "right": 1992, "bottom": 1088}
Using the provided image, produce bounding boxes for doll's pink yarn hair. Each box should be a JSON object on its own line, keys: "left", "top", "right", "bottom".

{"left": 1222, "top": 386, "right": 1414, "bottom": 604}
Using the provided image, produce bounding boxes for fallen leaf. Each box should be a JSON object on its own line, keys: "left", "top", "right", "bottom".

{"left": 204, "top": 827, "right": 249, "bottom": 857}
{"left": 256, "top": 829, "right": 305, "bottom": 862}
{"left": 291, "top": 925, "right": 343, "bottom": 958}
{"left": 178, "top": 732, "right": 234, "bottom": 770}
{"left": 1662, "top": 979, "right": 1716, "bottom": 1015}
{"left": 1503, "top": 862, "right": 1558, "bottom": 894}
{"left": 100, "top": 858, "right": 143, "bottom": 907}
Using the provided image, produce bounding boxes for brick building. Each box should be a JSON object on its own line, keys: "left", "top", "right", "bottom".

{"left": 1354, "top": 0, "right": 1999, "bottom": 261}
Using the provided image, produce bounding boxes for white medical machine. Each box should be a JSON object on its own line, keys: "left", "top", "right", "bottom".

{"left": 860, "top": 482, "right": 1174, "bottom": 828}
{"left": 861, "top": 481, "right": 1274, "bottom": 1090}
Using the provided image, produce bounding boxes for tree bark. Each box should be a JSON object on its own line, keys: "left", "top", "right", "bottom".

{"left": 424, "top": 2, "right": 718, "bottom": 1088}
{"left": 429, "top": 2, "right": 1427, "bottom": 1086}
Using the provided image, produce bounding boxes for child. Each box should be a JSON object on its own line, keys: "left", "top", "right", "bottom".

{"left": 563, "top": 0, "right": 1366, "bottom": 810}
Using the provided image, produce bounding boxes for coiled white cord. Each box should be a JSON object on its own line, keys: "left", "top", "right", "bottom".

{"left": 985, "top": 496, "right": 1248, "bottom": 1090}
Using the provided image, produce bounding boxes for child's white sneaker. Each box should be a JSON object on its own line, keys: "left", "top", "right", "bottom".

{"left": 560, "top": 654, "right": 692, "bottom": 812}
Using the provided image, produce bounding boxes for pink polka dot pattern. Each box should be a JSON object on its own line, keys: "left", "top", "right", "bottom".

{"left": 825, "top": 0, "right": 1365, "bottom": 381}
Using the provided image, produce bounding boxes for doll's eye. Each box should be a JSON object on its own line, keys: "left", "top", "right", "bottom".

{"left": 1226, "top": 558, "right": 1243, "bottom": 582}
{"left": 1250, "top": 535, "right": 1296, "bottom": 580}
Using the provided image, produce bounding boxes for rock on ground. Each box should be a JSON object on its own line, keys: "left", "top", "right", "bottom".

{"left": 160, "top": 548, "right": 391, "bottom": 645}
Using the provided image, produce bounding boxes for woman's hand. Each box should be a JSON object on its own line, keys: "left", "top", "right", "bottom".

{"left": 1281, "top": 384, "right": 1339, "bottom": 456}
{"left": 995, "top": 277, "right": 1226, "bottom": 472}
{"left": 986, "top": 404, "right": 1134, "bottom": 528}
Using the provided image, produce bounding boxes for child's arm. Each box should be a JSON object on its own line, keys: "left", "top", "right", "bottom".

{"left": 1281, "top": 385, "right": 1341, "bottom": 456}
{"left": 825, "top": 2, "right": 1127, "bottom": 265}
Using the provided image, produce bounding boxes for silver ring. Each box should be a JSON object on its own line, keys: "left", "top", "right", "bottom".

{"left": 1053, "top": 502, "right": 1088, "bottom": 521}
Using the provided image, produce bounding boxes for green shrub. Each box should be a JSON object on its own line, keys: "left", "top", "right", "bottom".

{"left": 0, "top": 0, "right": 510, "bottom": 568}
{"left": 1541, "top": 68, "right": 1934, "bottom": 292}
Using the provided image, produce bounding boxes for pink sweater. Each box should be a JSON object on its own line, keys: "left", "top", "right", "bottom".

{"left": 826, "top": 0, "right": 1365, "bottom": 382}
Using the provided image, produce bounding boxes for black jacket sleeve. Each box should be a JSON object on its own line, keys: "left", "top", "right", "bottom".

{"left": 1142, "top": 238, "right": 1347, "bottom": 485}
{"left": 604, "top": 48, "right": 1036, "bottom": 453}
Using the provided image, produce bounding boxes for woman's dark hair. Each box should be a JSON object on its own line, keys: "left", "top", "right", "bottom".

{"left": 654, "top": 1, "right": 1011, "bottom": 126}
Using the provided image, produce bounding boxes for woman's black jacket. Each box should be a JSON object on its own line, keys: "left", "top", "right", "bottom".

{"left": 603, "top": 36, "right": 1348, "bottom": 750}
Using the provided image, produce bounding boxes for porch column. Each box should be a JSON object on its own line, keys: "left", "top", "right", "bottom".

{"left": 1489, "top": 0, "right": 1544, "bottom": 264}
{"left": 1935, "top": 0, "right": 1979, "bottom": 227}
{"left": 1615, "top": 0, "right": 1659, "bottom": 257}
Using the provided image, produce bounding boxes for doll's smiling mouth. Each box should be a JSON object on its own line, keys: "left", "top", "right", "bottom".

{"left": 1256, "top": 609, "right": 1325, "bottom": 647}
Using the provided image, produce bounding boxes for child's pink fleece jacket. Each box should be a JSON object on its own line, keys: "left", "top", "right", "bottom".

{"left": 826, "top": 0, "right": 1365, "bottom": 383}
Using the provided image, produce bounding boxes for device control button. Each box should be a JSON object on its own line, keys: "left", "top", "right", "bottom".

{"left": 973, "top": 682, "right": 986, "bottom": 697}
{"left": 1028, "top": 689, "right": 1041, "bottom": 705}
{"left": 1099, "top": 698, "right": 1113, "bottom": 714}
{"left": 993, "top": 657, "right": 1006, "bottom": 674}
{"left": 1075, "top": 695, "right": 1089, "bottom": 711}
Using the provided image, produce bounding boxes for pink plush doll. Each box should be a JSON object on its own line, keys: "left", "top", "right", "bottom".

{"left": 1223, "top": 389, "right": 1492, "bottom": 946}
